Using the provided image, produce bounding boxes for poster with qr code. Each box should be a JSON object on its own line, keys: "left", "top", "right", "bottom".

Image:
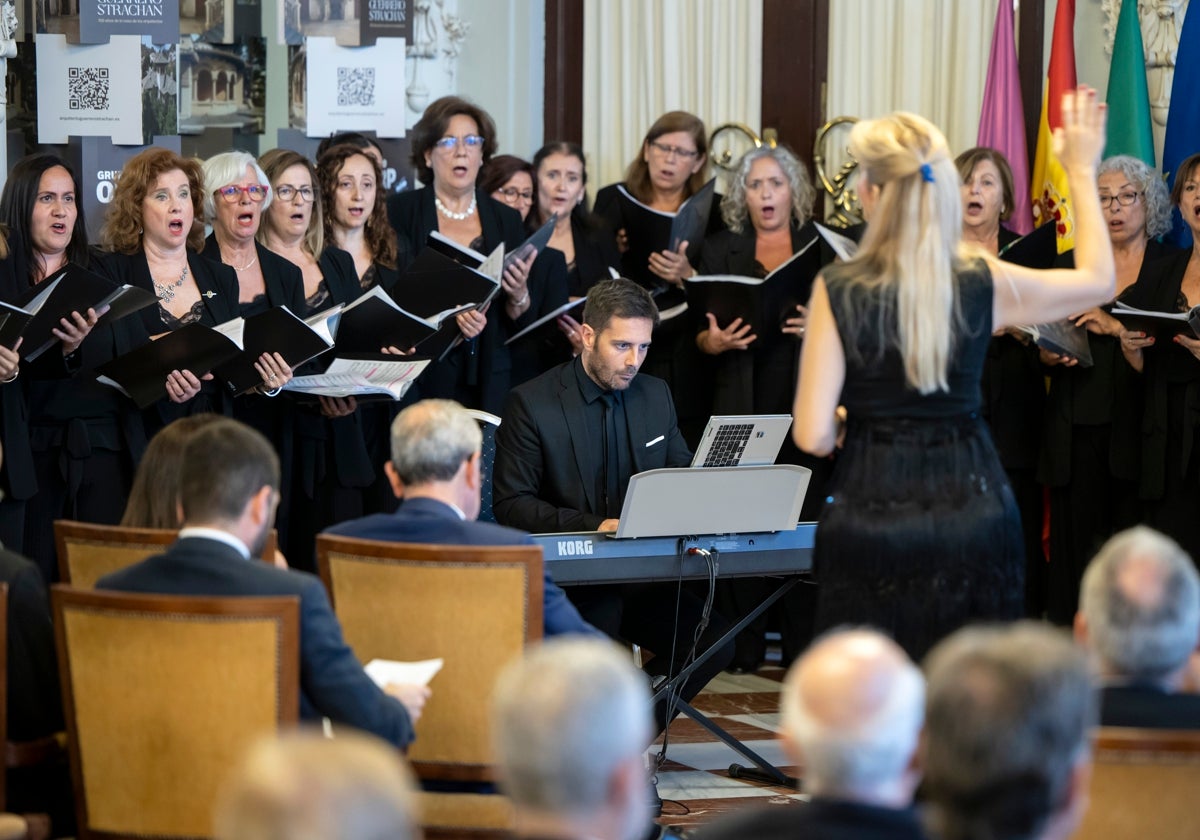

{"left": 304, "top": 36, "right": 404, "bottom": 139}
{"left": 35, "top": 33, "right": 143, "bottom": 144}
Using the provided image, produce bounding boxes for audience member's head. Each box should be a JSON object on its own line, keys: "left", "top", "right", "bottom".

{"left": 1076, "top": 526, "right": 1200, "bottom": 688}
{"left": 121, "top": 414, "right": 224, "bottom": 529}
{"left": 386, "top": 399, "right": 483, "bottom": 517}
{"left": 579, "top": 280, "right": 659, "bottom": 392}
{"left": 492, "top": 638, "right": 651, "bottom": 840}
{"left": 781, "top": 628, "right": 924, "bottom": 806}
{"left": 214, "top": 729, "right": 418, "bottom": 840}
{"left": 923, "top": 622, "right": 1096, "bottom": 840}
{"left": 177, "top": 418, "right": 280, "bottom": 557}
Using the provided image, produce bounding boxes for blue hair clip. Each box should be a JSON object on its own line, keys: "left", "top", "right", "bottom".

{"left": 920, "top": 162, "right": 935, "bottom": 183}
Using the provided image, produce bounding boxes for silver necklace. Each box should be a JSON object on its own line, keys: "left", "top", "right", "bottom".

{"left": 154, "top": 264, "right": 189, "bottom": 304}
{"left": 434, "top": 194, "right": 477, "bottom": 221}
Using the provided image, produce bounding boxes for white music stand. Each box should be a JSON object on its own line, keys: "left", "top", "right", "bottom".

{"left": 615, "top": 465, "right": 810, "bottom": 539}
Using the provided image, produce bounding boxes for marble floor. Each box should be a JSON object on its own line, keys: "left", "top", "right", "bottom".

{"left": 650, "top": 665, "right": 807, "bottom": 831}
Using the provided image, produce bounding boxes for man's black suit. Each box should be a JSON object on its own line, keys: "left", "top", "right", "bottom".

{"left": 0, "top": 546, "right": 72, "bottom": 832}
{"left": 493, "top": 357, "right": 733, "bottom": 731}
{"left": 493, "top": 357, "right": 691, "bottom": 533}
{"left": 323, "top": 496, "right": 601, "bottom": 638}
{"left": 0, "top": 547, "right": 62, "bottom": 741}
{"left": 1100, "top": 683, "right": 1200, "bottom": 729}
{"left": 97, "top": 535, "right": 414, "bottom": 748}
{"left": 695, "top": 797, "right": 928, "bottom": 840}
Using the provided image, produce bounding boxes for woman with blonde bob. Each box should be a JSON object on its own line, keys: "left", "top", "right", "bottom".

{"left": 793, "top": 89, "right": 1115, "bottom": 658}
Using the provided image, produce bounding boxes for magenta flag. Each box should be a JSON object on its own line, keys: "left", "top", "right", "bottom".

{"left": 977, "top": 0, "right": 1033, "bottom": 235}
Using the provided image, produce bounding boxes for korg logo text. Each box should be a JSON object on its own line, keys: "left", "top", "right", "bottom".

{"left": 557, "top": 539, "right": 594, "bottom": 556}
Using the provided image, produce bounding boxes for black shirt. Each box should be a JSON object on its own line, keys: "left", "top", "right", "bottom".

{"left": 572, "top": 356, "right": 632, "bottom": 518}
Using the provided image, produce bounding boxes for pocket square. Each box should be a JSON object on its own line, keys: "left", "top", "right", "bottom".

{"left": 645, "top": 434, "right": 665, "bottom": 448}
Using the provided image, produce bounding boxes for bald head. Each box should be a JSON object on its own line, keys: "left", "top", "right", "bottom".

{"left": 782, "top": 629, "right": 924, "bottom": 803}
{"left": 1079, "top": 526, "right": 1200, "bottom": 684}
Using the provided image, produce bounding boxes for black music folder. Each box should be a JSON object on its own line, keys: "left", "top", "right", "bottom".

{"left": 614, "top": 179, "right": 716, "bottom": 312}
{"left": 397, "top": 241, "right": 503, "bottom": 319}
{"left": 686, "top": 236, "right": 821, "bottom": 336}
{"left": 504, "top": 213, "right": 557, "bottom": 274}
{"left": 212, "top": 306, "right": 336, "bottom": 395}
{"left": 334, "top": 285, "right": 445, "bottom": 354}
{"left": 395, "top": 240, "right": 506, "bottom": 361}
{"left": 95, "top": 323, "right": 242, "bottom": 408}
{"left": 505, "top": 296, "right": 585, "bottom": 346}
{"left": 1111, "top": 301, "right": 1200, "bottom": 339}
{"left": 997, "top": 222, "right": 1059, "bottom": 269}
{"left": 6, "top": 263, "right": 156, "bottom": 359}
{"left": 0, "top": 303, "right": 33, "bottom": 351}
{"left": 96, "top": 307, "right": 334, "bottom": 405}
{"left": 1015, "top": 320, "right": 1094, "bottom": 366}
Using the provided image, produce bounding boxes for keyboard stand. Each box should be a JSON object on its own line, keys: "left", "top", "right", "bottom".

{"left": 650, "top": 574, "right": 804, "bottom": 788}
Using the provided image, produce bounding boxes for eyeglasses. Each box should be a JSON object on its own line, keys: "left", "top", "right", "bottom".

{"left": 275, "top": 185, "right": 314, "bottom": 203}
{"left": 1099, "top": 191, "right": 1141, "bottom": 208}
{"left": 432, "top": 135, "right": 485, "bottom": 152}
{"left": 496, "top": 186, "right": 534, "bottom": 203}
{"left": 649, "top": 140, "right": 699, "bottom": 161}
{"left": 216, "top": 184, "right": 270, "bottom": 203}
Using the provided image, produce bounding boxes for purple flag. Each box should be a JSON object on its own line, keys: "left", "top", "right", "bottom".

{"left": 978, "top": 0, "right": 1033, "bottom": 235}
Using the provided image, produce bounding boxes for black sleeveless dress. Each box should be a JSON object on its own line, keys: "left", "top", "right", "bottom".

{"left": 814, "top": 260, "right": 1024, "bottom": 659}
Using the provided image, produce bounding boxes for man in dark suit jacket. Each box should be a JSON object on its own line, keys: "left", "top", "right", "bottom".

{"left": 0, "top": 504, "right": 70, "bottom": 825}
{"left": 696, "top": 630, "right": 928, "bottom": 840}
{"left": 492, "top": 279, "right": 732, "bottom": 733}
{"left": 1075, "top": 526, "right": 1200, "bottom": 728}
{"left": 98, "top": 418, "right": 423, "bottom": 750}
{"left": 324, "top": 398, "right": 600, "bottom": 638}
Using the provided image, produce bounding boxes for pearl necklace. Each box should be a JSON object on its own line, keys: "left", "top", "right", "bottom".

{"left": 154, "top": 264, "right": 190, "bottom": 304}
{"left": 434, "top": 194, "right": 477, "bottom": 221}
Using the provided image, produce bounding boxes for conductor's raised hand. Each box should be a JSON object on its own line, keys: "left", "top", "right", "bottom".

{"left": 1053, "top": 86, "right": 1108, "bottom": 172}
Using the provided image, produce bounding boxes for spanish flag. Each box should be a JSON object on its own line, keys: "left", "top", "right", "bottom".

{"left": 1031, "top": 0, "right": 1077, "bottom": 253}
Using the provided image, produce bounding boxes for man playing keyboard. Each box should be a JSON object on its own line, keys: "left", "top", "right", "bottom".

{"left": 494, "top": 278, "right": 733, "bottom": 734}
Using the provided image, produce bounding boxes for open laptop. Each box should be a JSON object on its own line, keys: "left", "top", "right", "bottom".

{"left": 690, "top": 414, "right": 794, "bottom": 468}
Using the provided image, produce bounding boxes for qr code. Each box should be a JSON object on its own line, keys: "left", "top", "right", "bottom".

{"left": 68, "top": 67, "right": 110, "bottom": 111}
{"left": 337, "top": 67, "right": 375, "bottom": 107}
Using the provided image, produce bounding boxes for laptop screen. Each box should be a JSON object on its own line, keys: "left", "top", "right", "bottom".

{"left": 690, "top": 415, "right": 793, "bottom": 468}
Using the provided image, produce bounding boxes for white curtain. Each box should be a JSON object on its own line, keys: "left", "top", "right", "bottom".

{"left": 826, "top": 0, "right": 1000, "bottom": 172}
{"left": 582, "top": 0, "right": 763, "bottom": 198}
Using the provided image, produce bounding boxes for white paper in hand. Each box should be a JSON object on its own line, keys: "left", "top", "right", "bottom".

{"left": 364, "top": 657, "right": 444, "bottom": 688}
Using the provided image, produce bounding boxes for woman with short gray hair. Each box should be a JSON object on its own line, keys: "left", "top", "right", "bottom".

{"left": 690, "top": 144, "right": 836, "bottom": 670}
{"left": 1040, "top": 155, "right": 1178, "bottom": 624}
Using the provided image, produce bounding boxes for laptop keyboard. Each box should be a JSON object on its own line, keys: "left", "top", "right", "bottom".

{"left": 701, "top": 423, "right": 753, "bottom": 467}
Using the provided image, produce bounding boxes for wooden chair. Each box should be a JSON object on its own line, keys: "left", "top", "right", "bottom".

{"left": 315, "top": 535, "right": 542, "bottom": 836}
{"left": 1072, "top": 726, "right": 1200, "bottom": 840}
{"left": 52, "top": 587, "right": 300, "bottom": 839}
{"left": 54, "top": 521, "right": 279, "bottom": 589}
